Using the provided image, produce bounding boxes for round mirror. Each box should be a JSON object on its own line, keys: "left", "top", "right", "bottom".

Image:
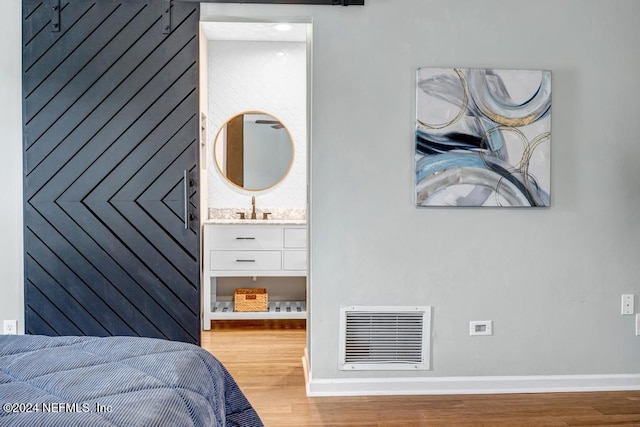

{"left": 213, "top": 111, "right": 294, "bottom": 191}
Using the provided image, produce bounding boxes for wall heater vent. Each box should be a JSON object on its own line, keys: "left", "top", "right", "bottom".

{"left": 339, "top": 306, "right": 431, "bottom": 371}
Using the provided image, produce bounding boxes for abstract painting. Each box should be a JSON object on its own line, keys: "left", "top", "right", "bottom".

{"left": 415, "top": 68, "right": 551, "bottom": 207}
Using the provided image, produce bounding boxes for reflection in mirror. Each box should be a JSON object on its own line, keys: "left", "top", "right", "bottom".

{"left": 214, "top": 112, "right": 294, "bottom": 191}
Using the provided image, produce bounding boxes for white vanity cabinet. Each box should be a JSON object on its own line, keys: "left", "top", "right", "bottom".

{"left": 202, "top": 223, "right": 307, "bottom": 326}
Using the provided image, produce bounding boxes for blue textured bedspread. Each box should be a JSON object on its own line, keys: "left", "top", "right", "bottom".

{"left": 0, "top": 335, "right": 263, "bottom": 427}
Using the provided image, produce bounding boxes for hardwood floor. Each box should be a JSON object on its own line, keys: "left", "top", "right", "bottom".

{"left": 202, "top": 321, "right": 640, "bottom": 426}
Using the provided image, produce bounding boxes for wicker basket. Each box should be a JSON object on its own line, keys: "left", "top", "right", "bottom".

{"left": 234, "top": 288, "right": 268, "bottom": 312}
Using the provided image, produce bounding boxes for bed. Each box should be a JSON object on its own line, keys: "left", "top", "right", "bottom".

{"left": 0, "top": 335, "right": 263, "bottom": 427}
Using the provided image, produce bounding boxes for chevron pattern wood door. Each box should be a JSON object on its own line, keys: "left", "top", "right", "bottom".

{"left": 23, "top": 0, "right": 201, "bottom": 344}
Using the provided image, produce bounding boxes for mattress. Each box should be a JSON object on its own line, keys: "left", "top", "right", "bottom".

{"left": 0, "top": 335, "right": 263, "bottom": 427}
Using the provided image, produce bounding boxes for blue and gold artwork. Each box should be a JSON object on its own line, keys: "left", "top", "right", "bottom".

{"left": 415, "top": 68, "right": 551, "bottom": 207}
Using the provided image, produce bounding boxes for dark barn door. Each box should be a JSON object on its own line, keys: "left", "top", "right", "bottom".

{"left": 22, "top": 0, "right": 201, "bottom": 344}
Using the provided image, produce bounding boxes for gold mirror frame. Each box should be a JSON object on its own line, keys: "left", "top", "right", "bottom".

{"left": 213, "top": 111, "right": 295, "bottom": 191}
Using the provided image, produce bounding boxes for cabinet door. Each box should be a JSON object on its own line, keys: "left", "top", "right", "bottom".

{"left": 23, "top": 0, "right": 200, "bottom": 344}
{"left": 284, "top": 227, "right": 307, "bottom": 248}
{"left": 283, "top": 250, "right": 307, "bottom": 271}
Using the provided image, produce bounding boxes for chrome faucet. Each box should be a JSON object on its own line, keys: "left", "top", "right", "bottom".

{"left": 251, "top": 196, "right": 257, "bottom": 220}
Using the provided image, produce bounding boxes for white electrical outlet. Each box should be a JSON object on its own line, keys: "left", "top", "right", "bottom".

{"left": 3, "top": 320, "right": 18, "bottom": 335}
{"left": 622, "top": 294, "right": 635, "bottom": 315}
{"left": 636, "top": 314, "right": 640, "bottom": 337}
{"left": 470, "top": 320, "right": 493, "bottom": 336}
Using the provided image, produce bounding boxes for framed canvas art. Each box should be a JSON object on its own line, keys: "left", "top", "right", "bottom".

{"left": 415, "top": 68, "right": 551, "bottom": 207}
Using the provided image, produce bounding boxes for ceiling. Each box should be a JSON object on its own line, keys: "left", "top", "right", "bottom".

{"left": 201, "top": 22, "right": 307, "bottom": 42}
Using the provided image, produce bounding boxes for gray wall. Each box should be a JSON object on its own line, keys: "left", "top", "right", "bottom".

{"left": 0, "top": 0, "right": 23, "bottom": 333}
{"left": 203, "top": 0, "right": 640, "bottom": 380}
{"left": 2, "top": 0, "right": 638, "bottom": 383}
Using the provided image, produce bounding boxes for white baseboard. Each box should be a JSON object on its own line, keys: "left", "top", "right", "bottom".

{"left": 301, "top": 356, "right": 640, "bottom": 397}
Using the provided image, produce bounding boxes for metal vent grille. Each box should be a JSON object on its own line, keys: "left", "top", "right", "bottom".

{"left": 339, "top": 306, "right": 431, "bottom": 371}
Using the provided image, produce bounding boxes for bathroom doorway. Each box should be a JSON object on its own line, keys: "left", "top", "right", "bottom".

{"left": 198, "top": 19, "right": 311, "bottom": 350}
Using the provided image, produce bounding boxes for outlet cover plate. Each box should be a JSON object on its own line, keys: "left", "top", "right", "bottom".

{"left": 470, "top": 320, "right": 493, "bottom": 336}
{"left": 3, "top": 320, "right": 17, "bottom": 335}
{"left": 622, "top": 294, "right": 635, "bottom": 315}
{"left": 636, "top": 314, "right": 640, "bottom": 336}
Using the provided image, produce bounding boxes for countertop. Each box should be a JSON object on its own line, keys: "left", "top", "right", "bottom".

{"left": 203, "top": 219, "right": 307, "bottom": 225}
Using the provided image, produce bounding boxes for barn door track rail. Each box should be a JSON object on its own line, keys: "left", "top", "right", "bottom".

{"left": 179, "top": 0, "right": 364, "bottom": 5}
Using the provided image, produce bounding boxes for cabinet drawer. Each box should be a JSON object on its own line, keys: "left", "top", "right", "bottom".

{"left": 209, "top": 226, "right": 282, "bottom": 250}
{"left": 284, "top": 228, "right": 306, "bottom": 248}
{"left": 210, "top": 250, "right": 282, "bottom": 271}
{"left": 283, "top": 250, "right": 306, "bottom": 271}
